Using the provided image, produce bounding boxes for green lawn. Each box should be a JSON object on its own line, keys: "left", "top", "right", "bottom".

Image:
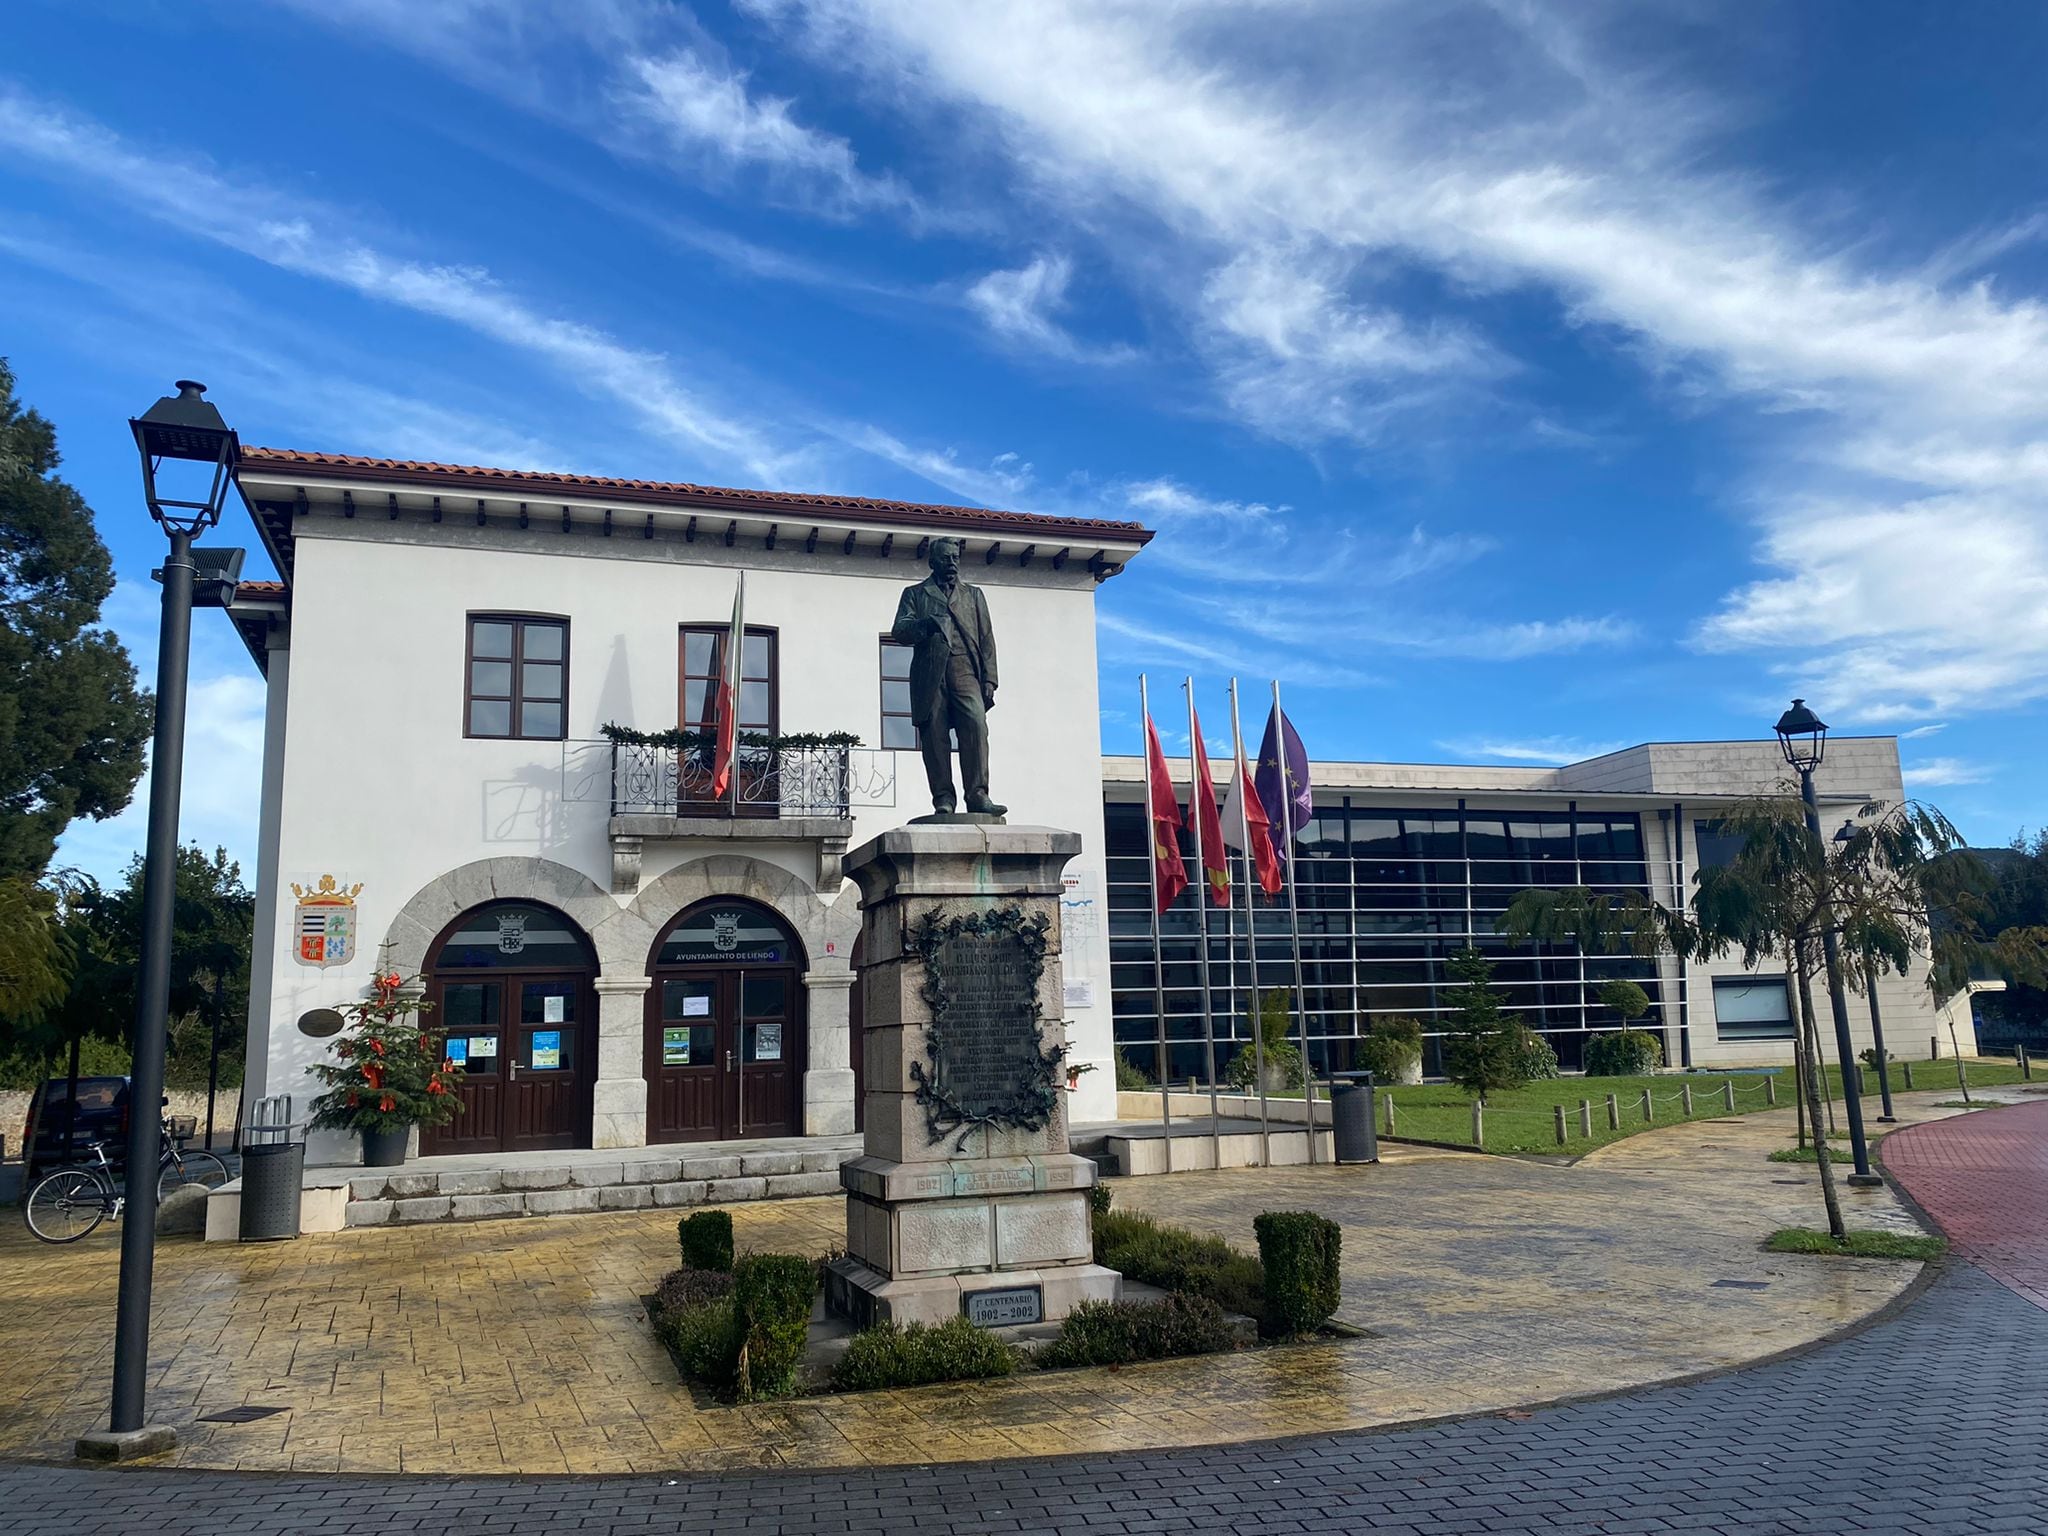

{"left": 1765, "top": 1228, "right": 1947, "bottom": 1260}
{"left": 1366, "top": 1059, "right": 2029, "bottom": 1158}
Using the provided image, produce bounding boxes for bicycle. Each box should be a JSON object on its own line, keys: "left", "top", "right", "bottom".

{"left": 23, "top": 1118, "right": 233, "bottom": 1244}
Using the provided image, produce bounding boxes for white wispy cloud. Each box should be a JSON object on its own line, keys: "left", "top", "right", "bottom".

{"left": 1902, "top": 756, "right": 1993, "bottom": 788}
{"left": 1440, "top": 736, "right": 1627, "bottom": 767}
{"left": 964, "top": 253, "right": 1132, "bottom": 363}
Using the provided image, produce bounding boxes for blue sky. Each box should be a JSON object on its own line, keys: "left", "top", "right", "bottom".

{"left": 6, "top": 0, "right": 2047, "bottom": 882}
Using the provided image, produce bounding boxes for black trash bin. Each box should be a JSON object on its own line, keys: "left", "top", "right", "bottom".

{"left": 1330, "top": 1071, "right": 1379, "bottom": 1164}
{"left": 238, "top": 1117, "right": 305, "bottom": 1242}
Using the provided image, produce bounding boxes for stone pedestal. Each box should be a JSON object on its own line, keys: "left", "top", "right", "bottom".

{"left": 824, "top": 824, "right": 1120, "bottom": 1329}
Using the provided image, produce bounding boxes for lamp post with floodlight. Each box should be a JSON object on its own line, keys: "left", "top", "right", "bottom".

{"left": 77, "top": 383, "right": 246, "bottom": 1462}
{"left": 1772, "top": 699, "right": 1882, "bottom": 1188}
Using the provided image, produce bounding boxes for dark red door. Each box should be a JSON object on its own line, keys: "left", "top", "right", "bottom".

{"left": 423, "top": 974, "right": 592, "bottom": 1155}
{"left": 645, "top": 967, "right": 800, "bottom": 1142}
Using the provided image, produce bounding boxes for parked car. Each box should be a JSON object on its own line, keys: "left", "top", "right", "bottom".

{"left": 22, "top": 1076, "right": 132, "bottom": 1179}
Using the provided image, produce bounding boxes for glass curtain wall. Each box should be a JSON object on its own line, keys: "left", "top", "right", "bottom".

{"left": 1105, "top": 796, "right": 1666, "bottom": 1081}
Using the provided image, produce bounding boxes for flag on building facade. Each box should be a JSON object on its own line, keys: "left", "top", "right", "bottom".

{"left": 710, "top": 572, "right": 746, "bottom": 799}
{"left": 1254, "top": 703, "right": 1314, "bottom": 852}
{"left": 1144, "top": 714, "right": 1188, "bottom": 913}
{"left": 1222, "top": 747, "right": 1284, "bottom": 896}
{"left": 1188, "top": 707, "right": 1231, "bottom": 907}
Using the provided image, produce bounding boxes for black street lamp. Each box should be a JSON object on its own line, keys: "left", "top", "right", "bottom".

{"left": 1837, "top": 816, "right": 1898, "bottom": 1124}
{"left": 77, "top": 383, "right": 244, "bottom": 1462}
{"left": 1772, "top": 699, "right": 1882, "bottom": 1188}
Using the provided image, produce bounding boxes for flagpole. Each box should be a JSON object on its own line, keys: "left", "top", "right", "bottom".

{"left": 1138, "top": 675, "right": 1173, "bottom": 1171}
{"left": 1272, "top": 678, "right": 1319, "bottom": 1164}
{"left": 1185, "top": 678, "right": 1222, "bottom": 1162}
{"left": 1230, "top": 678, "right": 1270, "bottom": 1166}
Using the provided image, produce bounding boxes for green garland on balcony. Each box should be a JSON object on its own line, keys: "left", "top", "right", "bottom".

{"left": 601, "top": 723, "right": 864, "bottom": 751}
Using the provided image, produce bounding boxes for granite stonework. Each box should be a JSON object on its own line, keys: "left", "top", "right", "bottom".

{"left": 824, "top": 823, "right": 1121, "bottom": 1329}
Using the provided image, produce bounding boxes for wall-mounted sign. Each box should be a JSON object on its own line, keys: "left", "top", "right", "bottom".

{"left": 531, "top": 1030, "right": 561, "bottom": 1069}
{"left": 755, "top": 1021, "right": 783, "bottom": 1062}
{"left": 297, "top": 1007, "right": 345, "bottom": 1038}
{"left": 291, "top": 876, "right": 362, "bottom": 968}
{"left": 468, "top": 1035, "right": 499, "bottom": 1059}
{"left": 964, "top": 1286, "right": 1042, "bottom": 1328}
{"left": 542, "top": 994, "right": 566, "bottom": 1024}
{"left": 662, "top": 1027, "right": 692, "bottom": 1066}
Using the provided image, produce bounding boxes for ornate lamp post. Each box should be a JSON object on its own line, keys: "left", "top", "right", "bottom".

{"left": 78, "top": 383, "right": 244, "bottom": 1461}
{"left": 1772, "top": 700, "right": 1881, "bottom": 1188}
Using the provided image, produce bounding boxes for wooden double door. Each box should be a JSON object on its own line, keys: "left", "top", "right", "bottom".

{"left": 645, "top": 966, "right": 801, "bottom": 1142}
{"left": 422, "top": 973, "right": 594, "bottom": 1155}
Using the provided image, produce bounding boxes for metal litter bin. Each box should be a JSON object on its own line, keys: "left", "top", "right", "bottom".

{"left": 1330, "top": 1071, "right": 1379, "bottom": 1164}
{"left": 238, "top": 1096, "right": 304, "bottom": 1242}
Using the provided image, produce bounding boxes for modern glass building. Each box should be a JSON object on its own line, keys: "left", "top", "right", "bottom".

{"left": 1100, "top": 735, "right": 1946, "bottom": 1082}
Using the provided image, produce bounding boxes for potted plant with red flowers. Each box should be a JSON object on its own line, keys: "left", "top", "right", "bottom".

{"left": 307, "top": 969, "right": 463, "bottom": 1166}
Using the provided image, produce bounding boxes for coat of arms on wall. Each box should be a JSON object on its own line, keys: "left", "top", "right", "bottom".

{"left": 292, "top": 875, "right": 363, "bottom": 968}
{"left": 711, "top": 911, "right": 742, "bottom": 952}
{"left": 496, "top": 911, "right": 529, "bottom": 954}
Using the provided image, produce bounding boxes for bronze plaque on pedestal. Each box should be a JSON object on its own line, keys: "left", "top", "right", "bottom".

{"left": 910, "top": 906, "right": 1063, "bottom": 1147}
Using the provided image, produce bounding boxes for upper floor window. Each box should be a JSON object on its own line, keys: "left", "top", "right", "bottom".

{"left": 1695, "top": 819, "right": 1745, "bottom": 872}
{"left": 467, "top": 616, "right": 567, "bottom": 740}
{"left": 1712, "top": 976, "right": 1794, "bottom": 1042}
{"left": 880, "top": 638, "right": 916, "bottom": 749}
{"left": 680, "top": 625, "right": 776, "bottom": 734}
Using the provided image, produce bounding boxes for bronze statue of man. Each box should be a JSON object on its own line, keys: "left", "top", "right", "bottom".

{"left": 891, "top": 537, "right": 1005, "bottom": 817}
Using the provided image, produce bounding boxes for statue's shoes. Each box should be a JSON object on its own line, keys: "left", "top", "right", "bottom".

{"left": 966, "top": 798, "right": 1008, "bottom": 816}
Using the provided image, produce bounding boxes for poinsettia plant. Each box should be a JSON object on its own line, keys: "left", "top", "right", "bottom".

{"left": 307, "top": 969, "right": 465, "bottom": 1134}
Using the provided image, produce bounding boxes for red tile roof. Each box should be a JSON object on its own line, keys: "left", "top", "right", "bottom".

{"left": 236, "top": 448, "right": 1153, "bottom": 542}
{"left": 234, "top": 580, "right": 287, "bottom": 598}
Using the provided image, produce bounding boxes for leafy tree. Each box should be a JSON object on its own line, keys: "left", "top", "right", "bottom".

{"left": 1441, "top": 946, "right": 1525, "bottom": 1100}
{"left": 1597, "top": 978, "right": 1650, "bottom": 1025}
{"left": 1500, "top": 793, "right": 2048, "bottom": 1240}
{"left": 0, "top": 358, "right": 153, "bottom": 883}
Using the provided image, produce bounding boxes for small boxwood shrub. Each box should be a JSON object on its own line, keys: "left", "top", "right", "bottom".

{"left": 655, "top": 1265, "right": 734, "bottom": 1318}
{"left": 1357, "top": 1016, "right": 1424, "bottom": 1081}
{"left": 1253, "top": 1210, "right": 1342, "bottom": 1339}
{"left": 1037, "top": 1293, "right": 1234, "bottom": 1369}
{"left": 1088, "top": 1181, "right": 1113, "bottom": 1217}
{"left": 732, "top": 1253, "right": 817, "bottom": 1401}
{"left": 1584, "top": 1029, "right": 1663, "bottom": 1078}
{"left": 830, "top": 1316, "right": 1019, "bottom": 1392}
{"left": 668, "top": 1296, "right": 743, "bottom": 1387}
{"left": 678, "top": 1209, "right": 734, "bottom": 1273}
{"left": 1092, "top": 1209, "right": 1263, "bottom": 1317}
{"left": 1509, "top": 1026, "right": 1561, "bottom": 1082}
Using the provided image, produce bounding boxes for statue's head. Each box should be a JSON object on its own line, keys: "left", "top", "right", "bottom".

{"left": 929, "top": 537, "right": 963, "bottom": 582}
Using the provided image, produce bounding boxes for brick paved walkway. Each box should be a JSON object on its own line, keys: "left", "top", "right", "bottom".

{"left": 1884, "top": 1098, "right": 2048, "bottom": 1312}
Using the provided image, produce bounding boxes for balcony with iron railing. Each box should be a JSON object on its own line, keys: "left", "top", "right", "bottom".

{"left": 604, "top": 733, "right": 896, "bottom": 894}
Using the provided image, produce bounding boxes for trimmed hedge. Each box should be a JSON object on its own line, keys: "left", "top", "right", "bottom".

{"left": 668, "top": 1296, "right": 743, "bottom": 1384}
{"left": 831, "top": 1317, "right": 1019, "bottom": 1392}
{"left": 1092, "top": 1209, "right": 1263, "bottom": 1317}
{"left": 1037, "top": 1293, "right": 1234, "bottom": 1369}
{"left": 655, "top": 1265, "right": 734, "bottom": 1318}
{"left": 678, "top": 1209, "right": 735, "bottom": 1273}
{"left": 1509, "top": 1026, "right": 1561, "bottom": 1082}
{"left": 1584, "top": 1029, "right": 1663, "bottom": 1077}
{"left": 732, "top": 1253, "right": 817, "bottom": 1401}
{"left": 1253, "top": 1210, "right": 1342, "bottom": 1338}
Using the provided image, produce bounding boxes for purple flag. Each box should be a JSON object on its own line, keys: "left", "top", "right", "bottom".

{"left": 1254, "top": 704, "right": 1313, "bottom": 853}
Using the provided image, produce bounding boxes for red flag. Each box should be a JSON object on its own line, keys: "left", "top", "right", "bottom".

{"left": 1224, "top": 747, "right": 1284, "bottom": 896}
{"left": 709, "top": 573, "right": 745, "bottom": 799}
{"left": 1144, "top": 715, "right": 1188, "bottom": 913}
{"left": 1188, "top": 706, "right": 1230, "bottom": 906}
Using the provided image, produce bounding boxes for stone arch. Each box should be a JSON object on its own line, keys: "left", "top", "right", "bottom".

{"left": 629, "top": 855, "right": 859, "bottom": 977}
{"left": 381, "top": 856, "right": 651, "bottom": 979}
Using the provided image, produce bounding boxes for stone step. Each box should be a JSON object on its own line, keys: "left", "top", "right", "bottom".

{"left": 341, "top": 1148, "right": 848, "bottom": 1228}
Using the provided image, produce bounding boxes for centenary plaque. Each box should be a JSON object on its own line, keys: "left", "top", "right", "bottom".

{"left": 910, "top": 905, "right": 1064, "bottom": 1147}
{"left": 964, "top": 1285, "right": 1044, "bottom": 1328}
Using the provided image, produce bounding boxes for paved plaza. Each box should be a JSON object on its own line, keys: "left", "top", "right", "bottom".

{"left": 0, "top": 1089, "right": 2041, "bottom": 1532}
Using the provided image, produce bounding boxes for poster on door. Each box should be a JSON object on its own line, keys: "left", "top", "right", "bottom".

{"left": 755, "top": 1021, "right": 783, "bottom": 1062}
{"left": 531, "top": 1030, "right": 561, "bottom": 1069}
{"left": 662, "top": 1027, "right": 692, "bottom": 1066}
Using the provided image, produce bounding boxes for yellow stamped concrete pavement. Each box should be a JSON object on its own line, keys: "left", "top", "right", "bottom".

{"left": 0, "top": 1090, "right": 1989, "bottom": 1474}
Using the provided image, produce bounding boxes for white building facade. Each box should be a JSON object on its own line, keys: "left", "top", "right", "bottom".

{"left": 226, "top": 450, "right": 1151, "bottom": 1164}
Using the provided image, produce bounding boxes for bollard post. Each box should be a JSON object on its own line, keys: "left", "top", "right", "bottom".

{"left": 1765, "top": 1075, "right": 1777, "bottom": 1107}
{"left": 1930, "top": 1035, "right": 1939, "bottom": 1060}
{"left": 1901, "top": 1060, "right": 1914, "bottom": 1090}
{"left": 1385, "top": 1093, "right": 1396, "bottom": 1136}
{"left": 1472, "top": 1100, "right": 1484, "bottom": 1149}
{"left": 1682, "top": 1083, "right": 1694, "bottom": 1116}
{"left": 1724, "top": 1080, "right": 1737, "bottom": 1113}
{"left": 1606, "top": 1093, "right": 1620, "bottom": 1130}
{"left": 1554, "top": 1104, "right": 1568, "bottom": 1145}
{"left": 2022, "top": 1047, "right": 2033, "bottom": 1082}
{"left": 1641, "top": 1089, "right": 1653, "bottom": 1123}
{"left": 1578, "top": 1099, "right": 1593, "bottom": 1138}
